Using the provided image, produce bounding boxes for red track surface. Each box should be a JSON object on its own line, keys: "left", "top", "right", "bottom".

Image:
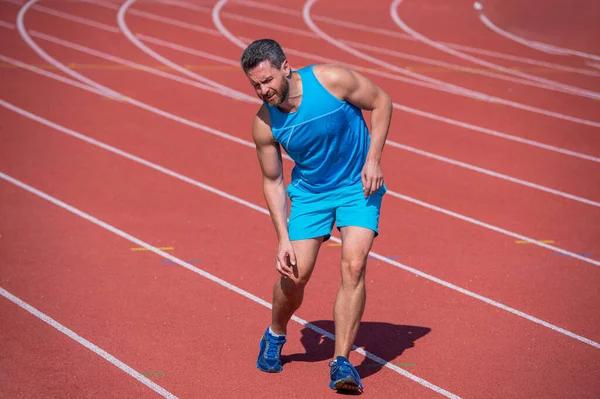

{"left": 1, "top": 0, "right": 599, "bottom": 398}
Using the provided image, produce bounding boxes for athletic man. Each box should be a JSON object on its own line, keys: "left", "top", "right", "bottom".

{"left": 240, "top": 39, "right": 392, "bottom": 393}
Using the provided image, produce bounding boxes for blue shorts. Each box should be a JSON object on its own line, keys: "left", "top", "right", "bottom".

{"left": 286, "top": 180, "right": 386, "bottom": 242}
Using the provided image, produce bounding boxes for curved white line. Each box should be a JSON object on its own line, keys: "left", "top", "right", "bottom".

{"left": 211, "top": 0, "right": 247, "bottom": 48}
{"left": 117, "top": 0, "right": 254, "bottom": 102}
{"left": 478, "top": 7, "right": 600, "bottom": 62}
{"left": 301, "top": 0, "right": 600, "bottom": 128}
{"left": 17, "top": 0, "right": 121, "bottom": 99}
{"left": 390, "top": 0, "right": 600, "bottom": 100}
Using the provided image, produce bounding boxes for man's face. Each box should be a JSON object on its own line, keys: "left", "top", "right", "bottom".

{"left": 246, "top": 59, "right": 289, "bottom": 107}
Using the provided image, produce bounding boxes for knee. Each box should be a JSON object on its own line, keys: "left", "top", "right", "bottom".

{"left": 340, "top": 256, "right": 367, "bottom": 287}
{"left": 280, "top": 273, "right": 310, "bottom": 295}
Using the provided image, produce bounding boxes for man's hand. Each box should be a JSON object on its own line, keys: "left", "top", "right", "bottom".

{"left": 361, "top": 159, "right": 384, "bottom": 197}
{"left": 276, "top": 239, "right": 297, "bottom": 278}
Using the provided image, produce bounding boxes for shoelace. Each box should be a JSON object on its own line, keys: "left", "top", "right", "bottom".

{"left": 266, "top": 335, "right": 283, "bottom": 358}
{"left": 330, "top": 360, "right": 359, "bottom": 380}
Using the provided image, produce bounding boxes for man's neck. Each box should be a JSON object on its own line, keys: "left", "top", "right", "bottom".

{"left": 278, "top": 72, "right": 303, "bottom": 113}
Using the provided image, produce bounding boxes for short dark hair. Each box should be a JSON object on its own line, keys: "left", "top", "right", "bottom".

{"left": 240, "top": 39, "right": 287, "bottom": 73}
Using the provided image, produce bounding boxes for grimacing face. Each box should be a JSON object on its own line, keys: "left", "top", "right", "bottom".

{"left": 246, "top": 60, "right": 290, "bottom": 107}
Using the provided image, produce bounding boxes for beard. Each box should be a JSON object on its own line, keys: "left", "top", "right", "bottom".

{"left": 265, "top": 77, "right": 289, "bottom": 107}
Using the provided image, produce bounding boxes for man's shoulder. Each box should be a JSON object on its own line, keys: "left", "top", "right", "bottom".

{"left": 312, "top": 64, "right": 353, "bottom": 84}
{"left": 312, "top": 64, "right": 355, "bottom": 99}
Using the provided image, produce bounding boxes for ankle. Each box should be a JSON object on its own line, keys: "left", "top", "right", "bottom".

{"left": 269, "top": 326, "right": 286, "bottom": 336}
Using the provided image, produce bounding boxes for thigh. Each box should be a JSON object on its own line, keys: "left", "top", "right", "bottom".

{"left": 339, "top": 226, "right": 375, "bottom": 263}
{"left": 288, "top": 237, "right": 324, "bottom": 283}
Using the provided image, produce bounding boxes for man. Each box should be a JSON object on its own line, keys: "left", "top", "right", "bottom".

{"left": 240, "top": 38, "right": 392, "bottom": 393}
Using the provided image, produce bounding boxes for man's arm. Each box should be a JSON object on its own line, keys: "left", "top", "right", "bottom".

{"left": 253, "top": 105, "right": 296, "bottom": 276}
{"left": 315, "top": 64, "right": 393, "bottom": 196}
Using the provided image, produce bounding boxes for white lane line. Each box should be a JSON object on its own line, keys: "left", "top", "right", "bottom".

{"left": 10, "top": 3, "right": 598, "bottom": 161}
{"left": 2, "top": 99, "right": 599, "bottom": 352}
{"left": 389, "top": 0, "right": 600, "bottom": 100}
{"left": 300, "top": 0, "right": 600, "bottom": 128}
{"left": 14, "top": 29, "right": 600, "bottom": 208}
{"left": 477, "top": 4, "right": 600, "bottom": 62}
{"left": 137, "top": 34, "right": 241, "bottom": 67}
{"left": 0, "top": 53, "right": 108, "bottom": 95}
{"left": 0, "top": 171, "right": 460, "bottom": 399}
{"left": 0, "top": 20, "right": 16, "bottom": 29}
{"left": 117, "top": 0, "right": 253, "bottom": 101}
{"left": 0, "top": 287, "right": 178, "bottom": 399}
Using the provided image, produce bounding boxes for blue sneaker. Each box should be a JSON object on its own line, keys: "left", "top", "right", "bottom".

{"left": 256, "top": 327, "right": 287, "bottom": 373}
{"left": 329, "top": 356, "right": 364, "bottom": 393}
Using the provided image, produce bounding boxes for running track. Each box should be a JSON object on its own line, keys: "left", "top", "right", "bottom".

{"left": 0, "top": 0, "right": 599, "bottom": 397}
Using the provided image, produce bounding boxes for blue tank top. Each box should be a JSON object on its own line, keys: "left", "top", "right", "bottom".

{"left": 266, "top": 65, "right": 370, "bottom": 193}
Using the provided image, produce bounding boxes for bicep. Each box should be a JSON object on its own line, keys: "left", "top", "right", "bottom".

{"left": 256, "top": 140, "right": 283, "bottom": 182}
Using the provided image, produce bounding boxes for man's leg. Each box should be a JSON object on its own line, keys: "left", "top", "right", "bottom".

{"left": 257, "top": 236, "right": 324, "bottom": 373}
{"left": 333, "top": 226, "right": 374, "bottom": 358}
{"left": 271, "top": 237, "right": 323, "bottom": 335}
